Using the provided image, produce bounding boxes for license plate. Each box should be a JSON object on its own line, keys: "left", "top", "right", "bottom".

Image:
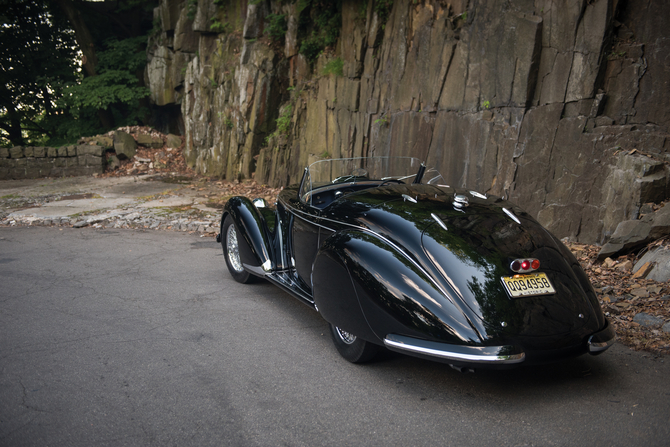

{"left": 501, "top": 273, "right": 555, "bottom": 298}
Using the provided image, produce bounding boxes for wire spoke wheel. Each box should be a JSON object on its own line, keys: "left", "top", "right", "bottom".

{"left": 221, "top": 216, "right": 253, "bottom": 284}
{"left": 328, "top": 323, "right": 379, "bottom": 363}
{"left": 226, "top": 223, "right": 244, "bottom": 273}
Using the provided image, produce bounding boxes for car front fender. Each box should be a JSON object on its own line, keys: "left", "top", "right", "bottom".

{"left": 223, "top": 197, "right": 273, "bottom": 274}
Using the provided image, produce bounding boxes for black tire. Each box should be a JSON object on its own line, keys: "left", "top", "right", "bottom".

{"left": 328, "top": 323, "right": 379, "bottom": 363}
{"left": 222, "top": 215, "right": 254, "bottom": 284}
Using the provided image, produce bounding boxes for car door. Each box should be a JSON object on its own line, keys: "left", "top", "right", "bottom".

{"left": 291, "top": 212, "right": 320, "bottom": 292}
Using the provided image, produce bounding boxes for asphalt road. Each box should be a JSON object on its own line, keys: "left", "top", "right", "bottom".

{"left": 1, "top": 227, "right": 669, "bottom": 447}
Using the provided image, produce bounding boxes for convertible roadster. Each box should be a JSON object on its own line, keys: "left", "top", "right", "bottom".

{"left": 217, "top": 157, "right": 615, "bottom": 369}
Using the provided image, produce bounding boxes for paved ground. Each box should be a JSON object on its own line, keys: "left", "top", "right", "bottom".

{"left": 1, "top": 175, "right": 669, "bottom": 445}
{"left": 0, "top": 174, "right": 223, "bottom": 234}
{"left": 1, "top": 226, "right": 669, "bottom": 447}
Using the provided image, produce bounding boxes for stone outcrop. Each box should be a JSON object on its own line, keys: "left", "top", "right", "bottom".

{"left": 632, "top": 248, "right": 670, "bottom": 282}
{"left": 599, "top": 204, "right": 670, "bottom": 258}
{"left": 145, "top": 0, "right": 670, "bottom": 245}
{"left": 113, "top": 131, "right": 138, "bottom": 160}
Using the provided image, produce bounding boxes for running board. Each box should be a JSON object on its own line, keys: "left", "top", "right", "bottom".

{"left": 265, "top": 272, "right": 316, "bottom": 309}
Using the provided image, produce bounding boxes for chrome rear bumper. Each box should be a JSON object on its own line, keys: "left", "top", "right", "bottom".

{"left": 588, "top": 320, "right": 616, "bottom": 355}
{"left": 384, "top": 334, "right": 525, "bottom": 365}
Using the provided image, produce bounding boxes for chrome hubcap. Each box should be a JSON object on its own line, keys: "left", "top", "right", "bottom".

{"left": 335, "top": 327, "right": 356, "bottom": 345}
{"left": 226, "top": 224, "right": 244, "bottom": 273}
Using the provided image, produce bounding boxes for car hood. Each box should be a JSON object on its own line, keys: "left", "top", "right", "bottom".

{"left": 327, "top": 184, "right": 602, "bottom": 339}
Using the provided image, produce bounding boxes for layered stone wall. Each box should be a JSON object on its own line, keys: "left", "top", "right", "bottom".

{"left": 146, "top": 0, "right": 670, "bottom": 244}
{"left": 0, "top": 145, "right": 105, "bottom": 180}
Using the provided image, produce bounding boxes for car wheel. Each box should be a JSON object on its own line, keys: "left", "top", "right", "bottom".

{"left": 328, "top": 323, "right": 379, "bottom": 363}
{"left": 222, "top": 215, "right": 253, "bottom": 284}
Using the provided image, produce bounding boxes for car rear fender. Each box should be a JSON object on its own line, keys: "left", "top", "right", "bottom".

{"left": 314, "top": 231, "right": 483, "bottom": 346}
{"left": 222, "top": 197, "right": 273, "bottom": 273}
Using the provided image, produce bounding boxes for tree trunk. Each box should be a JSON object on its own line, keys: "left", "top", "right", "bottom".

{"left": 0, "top": 110, "right": 24, "bottom": 147}
{"left": 55, "top": 0, "right": 115, "bottom": 129}
{"left": 55, "top": 0, "right": 98, "bottom": 77}
{"left": 0, "top": 83, "right": 24, "bottom": 146}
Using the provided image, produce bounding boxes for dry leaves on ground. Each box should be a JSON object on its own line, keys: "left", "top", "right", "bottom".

{"left": 566, "top": 242, "right": 670, "bottom": 356}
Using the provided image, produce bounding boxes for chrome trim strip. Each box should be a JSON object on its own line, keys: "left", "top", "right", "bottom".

{"left": 384, "top": 336, "right": 525, "bottom": 364}
{"left": 290, "top": 208, "right": 336, "bottom": 232}
{"left": 503, "top": 207, "right": 521, "bottom": 224}
{"left": 277, "top": 221, "right": 287, "bottom": 269}
{"left": 402, "top": 194, "right": 417, "bottom": 203}
{"left": 431, "top": 213, "right": 448, "bottom": 231}
{"left": 286, "top": 204, "right": 455, "bottom": 304}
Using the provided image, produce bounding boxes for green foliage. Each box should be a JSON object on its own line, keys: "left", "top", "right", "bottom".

{"left": 0, "top": 0, "right": 78, "bottom": 147}
{"left": 357, "top": 2, "right": 368, "bottom": 22}
{"left": 276, "top": 104, "right": 293, "bottom": 135}
{"left": 60, "top": 36, "right": 150, "bottom": 124}
{"left": 265, "top": 104, "right": 293, "bottom": 145}
{"left": 151, "top": 16, "right": 162, "bottom": 36}
{"left": 187, "top": 0, "right": 198, "bottom": 20}
{"left": 481, "top": 100, "right": 490, "bottom": 109}
{"left": 374, "top": 116, "right": 389, "bottom": 126}
{"left": 266, "top": 14, "right": 287, "bottom": 42}
{"left": 97, "top": 36, "right": 149, "bottom": 73}
{"left": 374, "top": 0, "right": 393, "bottom": 29}
{"left": 217, "top": 112, "right": 234, "bottom": 129}
{"left": 300, "top": 39, "right": 324, "bottom": 63}
{"left": 607, "top": 50, "right": 627, "bottom": 60}
{"left": 297, "top": 0, "right": 342, "bottom": 63}
{"left": 1, "top": 0, "right": 158, "bottom": 147}
{"left": 322, "top": 58, "right": 344, "bottom": 76}
{"left": 210, "top": 19, "right": 229, "bottom": 33}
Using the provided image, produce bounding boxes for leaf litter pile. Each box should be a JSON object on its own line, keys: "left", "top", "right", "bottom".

{"left": 566, "top": 242, "right": 670, "bottom": 356}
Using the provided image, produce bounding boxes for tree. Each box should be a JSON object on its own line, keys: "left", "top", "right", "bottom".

{"left": 0, "top": 0, "right": 78, "bottom": 146}
{"left": 60, "top": 35, "right": 151, "bottom": 128}
{"left": 56, "top": 0, "right": 158, "bottom": 133}
{"left": 0, "top": 0, "right": 157, "bottom": 147}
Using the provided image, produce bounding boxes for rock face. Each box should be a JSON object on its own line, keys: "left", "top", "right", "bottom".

{"left": 145, "top": 0, "right": 670, "bottom": 244}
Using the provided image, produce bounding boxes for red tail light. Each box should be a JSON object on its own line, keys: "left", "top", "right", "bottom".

{"left": 510, "top": 258, "right": 540, "bottom": 273}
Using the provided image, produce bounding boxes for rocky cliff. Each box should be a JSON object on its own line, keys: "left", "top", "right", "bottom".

{"left": 146, "top": 0, "right": 670, "bottom": 244}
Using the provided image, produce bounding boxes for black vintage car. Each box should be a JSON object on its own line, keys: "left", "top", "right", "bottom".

{"left": 217, "top": 157, "right": 615, "bottom": 369}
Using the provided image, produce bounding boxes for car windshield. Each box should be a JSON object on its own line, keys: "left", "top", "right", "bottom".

{"left": 299, "top": 157, "right": 445, "bottom": 204}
